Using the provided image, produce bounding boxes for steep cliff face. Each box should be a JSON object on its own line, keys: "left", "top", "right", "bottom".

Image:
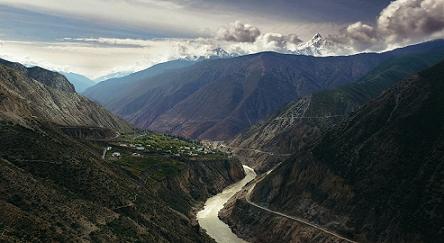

{"left": 230, "top": 42, "right": 444, "bottom": 172}
{"left": 223, "top": 61, "right": 444, "bottom": 242}
{"left": 0, "top": 59, "right": 75, "bottom": 93}
{"left": 158, "top": 158, "right": 245, "bottom": 218}
{"left": 0, "top": 59, "right": 131, "bottom": 132}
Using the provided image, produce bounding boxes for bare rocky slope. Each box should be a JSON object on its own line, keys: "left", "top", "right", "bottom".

{"left": 0, "top": 58, "right": 131, "bottom": 132}
{"left": 230, "top": 40, "right": 444, "bottom": 172}
{"left": 222, "top": 60, "right": 444, "bottom": 243}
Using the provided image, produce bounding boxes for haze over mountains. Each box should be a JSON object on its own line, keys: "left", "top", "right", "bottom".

{"left": 62, "top": 72, "right": 96, "bottom": 93}
{"left": 85, "top": 40, "right": 444, "bottom": 141}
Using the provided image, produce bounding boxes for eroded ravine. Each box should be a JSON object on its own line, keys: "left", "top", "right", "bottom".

{"left": 197, "top": 165, "right": 256, "bottom": 243}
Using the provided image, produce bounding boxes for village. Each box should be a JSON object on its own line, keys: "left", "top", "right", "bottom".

{"left": 104, "top": 132, "right": 230, "bottom": 161}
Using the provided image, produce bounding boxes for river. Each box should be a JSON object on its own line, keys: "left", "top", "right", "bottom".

{"left": 197, "top": 165, "right": 257, "bottom": 243}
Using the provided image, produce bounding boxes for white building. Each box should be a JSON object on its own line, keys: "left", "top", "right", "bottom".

{"left": 112, "top": 152, "right": 121, "bottom": 157}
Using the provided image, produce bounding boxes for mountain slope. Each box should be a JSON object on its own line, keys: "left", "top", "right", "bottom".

{"left": 0, "top": 58, "right": 131, "bottom": 132}
{"left": 0, "top": 59, "right": 245, "bottom": 242}
{"left": 0, "top": 120, "right": 244, "bottom": 242}
{"left": 93, "top": 52, "right": 385, "bottom": 140}
{"left": 231, "top": 42, "right": 444, "bottom": 171}
{"left": 224, "top": 60, "right": 444, "bottom": 242}
{"left": 83, "top": 59, "right": 196, "bottom": 106}
{"left": 86, "top": 40, "right": 444, "bottom": 141}
{"left": 63, "top": 72, "right": 96, "bottom": 93}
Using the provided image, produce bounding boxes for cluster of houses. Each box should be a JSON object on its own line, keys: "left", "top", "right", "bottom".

{"left": 106, "top": 138, "right": 223, "bottom": 161}
{"left": 109, "top": 143, "right": 144, "bottom": 159}
{"left": 118, "top": 142, "right": 215, "bottom": 157}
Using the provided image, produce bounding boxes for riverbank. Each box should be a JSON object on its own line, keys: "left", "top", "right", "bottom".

{"left": 197, "top": 165, "right": 256, "bottom": 243}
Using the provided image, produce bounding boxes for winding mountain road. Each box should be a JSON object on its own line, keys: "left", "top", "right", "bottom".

{"left": 228, "top": 146, "right": 292, "bottom": 157}
{"left": 245, "top": 163, "right": 358, "bottom": 243}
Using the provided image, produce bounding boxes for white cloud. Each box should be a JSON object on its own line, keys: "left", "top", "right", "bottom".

{"left": 377, "top": 0, "right": 444, "bottom": 43}
{"left": 0, "top": 39, "right": 177, "bottom": 79}
{"left": 256, "top": 33, "right": 303, "bottom": 51}
{"left": 216, "top": 21, "right": 261, "bottom": 42}
{"left": 330, "top": 0, "right": 444, "bottom": 52}
{"left": 0, "top": 21, "right": 308, "bottom": 78}
{"left": 1, "top": 1, "right": 443, "bottom": 79}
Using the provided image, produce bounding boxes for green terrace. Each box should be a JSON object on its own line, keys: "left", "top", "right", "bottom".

{"left": 102, "top": 132, "right": 228, "bottom": 179}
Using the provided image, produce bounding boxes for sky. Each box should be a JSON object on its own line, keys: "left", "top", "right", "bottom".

{"left": 0, "top": 0, "right": 443, "bottom": 79}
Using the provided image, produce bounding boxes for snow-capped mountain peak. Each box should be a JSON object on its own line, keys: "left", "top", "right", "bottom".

{"left": 293, "top": 33, "right": 341, "bottom": 56}
{"left": 312, "top": 33, "right": 323, "bottom": 41}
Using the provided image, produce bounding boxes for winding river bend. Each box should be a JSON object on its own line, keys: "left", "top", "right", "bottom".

{"left": 197, "top": 165, "right": 256, "bottom": 243}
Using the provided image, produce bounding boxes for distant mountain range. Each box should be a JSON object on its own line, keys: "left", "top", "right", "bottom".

{"left": 84, "top": 40, "right": 444, "bottom": 141}
{"left": 83, "top": 59, "right": 197, "bottom": 106}
{"left": 62, "top": 72, "right": 96, "bottom": 93}
{"left": 94, "top": 71, "right": 133, "bottom": 82}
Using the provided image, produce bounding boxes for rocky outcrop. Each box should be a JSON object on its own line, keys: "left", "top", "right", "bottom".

{"left": 0, "top": 58, "right": 131, "bottom": 132}
{"left": 0, "top": 59, "right": 75, "bottom": 93}
{"left": 222, "top": 60, "right": 444, "bottom": 242}
{"left": 158, "top": 158, "right": 245, "bottom": 219}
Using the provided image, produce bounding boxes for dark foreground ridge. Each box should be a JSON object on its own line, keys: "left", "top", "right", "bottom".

{"left": 221, "top": 60, "right": 444, "bottom": 243}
